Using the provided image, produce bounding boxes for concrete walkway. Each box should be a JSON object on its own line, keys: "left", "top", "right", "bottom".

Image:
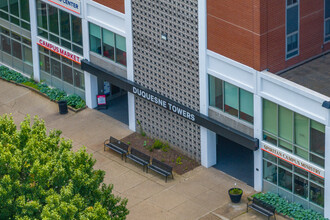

{"left": 0, "top": 80, "right": 286, "bottom": 220}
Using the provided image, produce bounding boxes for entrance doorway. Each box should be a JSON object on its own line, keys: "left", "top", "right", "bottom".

{"left": 96, "top": 79, "right": 128, "bottom": 125}
{"left": 213, "top": 135, "right": 254, "bottom": 187}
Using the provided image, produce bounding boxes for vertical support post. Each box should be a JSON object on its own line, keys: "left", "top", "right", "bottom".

{"left": 81, "top": 7, "right": 98, "bottom": 108}
{"left": 201, "top": 127, "right": 217, "bottom": 167}
{"left": 254, "top": 93, "right": 263, "bottom": 191}
{"left": 125, "top": 0, "right": 136, "bottom": 131}
{"left": 29, "top": 0, "right": 40, "bottom": 82}
{"left": 198, "top": 0, "right": 216, "bottom": 167}
{"left": 324, "top": 125, "right": 330, "bottom": 218}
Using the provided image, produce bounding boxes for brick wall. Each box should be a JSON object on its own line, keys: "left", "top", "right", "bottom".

{"left": 208, "top": 0, "right": 330, "bottom": 73}
{"left": 93, "top": 0, "right": 125, "bottom": 14}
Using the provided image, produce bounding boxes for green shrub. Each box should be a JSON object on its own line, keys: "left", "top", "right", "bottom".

{"left": 137, "top": 120, "right": 146, "bottom": 136}
{"left": 64, "top": 94, "right": 86, "bottom": 109}
{"left": 21, "top": 81, "right": 40, "bottom": 90}
{"left": 176, "top": 156, "right": 182, "bottom": 165}
{"left": 0, "top": 67, "right": 29, "bottom": 83}
{"left": 46, "top": 88, "right": 66, "bottom": 101}
{"left": 153, "top": 139, "right": 163, "bottom": 149}
{"left": 252, "top": 192, "right": 327, "bottom": 220}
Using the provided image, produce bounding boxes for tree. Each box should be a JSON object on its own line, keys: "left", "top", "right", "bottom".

{"left": 0, "top": 114, "right": 129, "bottom": 219}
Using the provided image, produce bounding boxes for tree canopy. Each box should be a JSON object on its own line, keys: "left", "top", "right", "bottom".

{"left": 0, "top": 114, "right": 129, "bottom": 219}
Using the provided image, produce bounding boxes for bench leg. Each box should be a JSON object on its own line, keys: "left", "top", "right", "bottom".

{"left": 246, "top": 204, "right": 248, "bottom": 213}
{"left": 165, "top": 176, "right": 167, "bottom": 183}
{"left": 146, "top": 166, "right": 148, "bottom": 173}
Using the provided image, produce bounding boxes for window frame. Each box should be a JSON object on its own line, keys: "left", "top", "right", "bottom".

{"left": 262, "top": 99, "right": 325, "bottom": 168}
{"left": 325, "top": 0, "right": 330, "bottom": 42}
{"left": 88, "top": 22, "right": 127, "bottom": 67}
{"left": 0, "top": 0, "right": 30, "bottom": 30}
{"left": 263, "top": 153, "right": 325, "bottom": 208}
{"left": 285, "top": 0, "right": 300, "bottom": 60}
{"left": 36, "top": 1, "right": 83, "bottom": 55}
{"left": 208, "top": 75, "right": 254, "bottom": 124}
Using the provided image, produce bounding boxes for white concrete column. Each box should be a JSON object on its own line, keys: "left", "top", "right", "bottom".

{"left": 197, "top": 0, "right": 216, "bottom": 167}
{"left": 324, "top": 125, "right": 330, "bottom": 218}
{"left": 81, "top": 5, "right": 98, "bottom": 108}
{"left": 29, "top": 0, "right": 40, "bottom": 82}
{"left": 253, "top": 94, "right": 263, "bottom": 191}
{"left": 125, "top": 0, "right": 136, "bottom": 131}
{"left": 201, "top": 127, "right": 217, "bottom": 167}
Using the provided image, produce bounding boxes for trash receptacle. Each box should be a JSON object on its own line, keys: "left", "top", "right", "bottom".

{"left": 58, "top": 100, "right": 68, "bottom": 114}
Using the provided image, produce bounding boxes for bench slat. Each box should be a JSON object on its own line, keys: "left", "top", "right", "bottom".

{"left": 149, "top": 158, "right": 173, "bottom": 182}
{"left": 247, "top": 198, "right": 275, "bottom": 219}
{"left": 104, "top": 137, "right": 129, "bottom": 161}
{"left": 127, "top": 148, "right": 150, "bottom": 172}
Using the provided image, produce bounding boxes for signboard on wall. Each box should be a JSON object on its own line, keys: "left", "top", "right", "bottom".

{"left": 37, "top": 37, "right": 83, "bottom": 64}
{"left": 261, "top": 142, "right": 325, "bottom": 178}
{"left": 47, "top": 0, "right": 81, "bottom": 14}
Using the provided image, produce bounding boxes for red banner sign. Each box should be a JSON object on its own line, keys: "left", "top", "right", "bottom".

{"left": 37, "top": 37, "right": 82, "bottom": 64}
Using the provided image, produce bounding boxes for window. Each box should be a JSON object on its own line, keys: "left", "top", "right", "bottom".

{"left": 262, "top": 99, "right": 325, "bottom": 168}
{"left": 89, "top": 23, "right": 101, "bottom": 54}
{"left": 286, "top": 0, "right": 299, "bottom": 59}
{"left": 0, "top": 0, "right": 30, "bottom": 30}
{"left": 0, "top": 26, "right": 33, "bottom": 75}
{"left": 39, "top": 46, "right": 85, "bottom": 97}
{"left": 208, "top": 75, "right": 254, "bottom": 124}
{"left": 37, "top": 0, "right": 83, "bottom": 55}
{"left": 89, "top": 22, "right": 127, "bottom": 66}
{"left": 325, "top": 0, "right": 330, "bottom": 42}
{"left": 263, "top": 153, "right": 325, "bottom": 208}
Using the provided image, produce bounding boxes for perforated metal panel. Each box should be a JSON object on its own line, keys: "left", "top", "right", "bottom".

{"left": 132, "top": 0, "right": 201, "bottom": 161}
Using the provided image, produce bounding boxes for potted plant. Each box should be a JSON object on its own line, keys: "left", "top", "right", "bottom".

{"left": 228, "top": 183, "right": 243, "bottom": 203}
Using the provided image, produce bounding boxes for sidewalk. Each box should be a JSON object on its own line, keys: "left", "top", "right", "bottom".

{"left": 0, "top": 80, "right": 286, "bottom": 220}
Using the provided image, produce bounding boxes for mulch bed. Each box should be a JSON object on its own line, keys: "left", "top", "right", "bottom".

{"left": 121, "top": 132, "right": 200, "bottom": 175}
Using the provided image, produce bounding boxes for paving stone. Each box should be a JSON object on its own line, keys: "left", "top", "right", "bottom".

{"left": 169, "top": 200, "right": 209, "bottom": 220}
{"left": 148, "top": 189, "right": 188, "bottom": 211}
{"left": 199, "top": 213, "right": 223, "bottom": 220}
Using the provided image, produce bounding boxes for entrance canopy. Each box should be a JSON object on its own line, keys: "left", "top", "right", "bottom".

{"left": 81, "top": 59, "right": 259, "bottom": 151}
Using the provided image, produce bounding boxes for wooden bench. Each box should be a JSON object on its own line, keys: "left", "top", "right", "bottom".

{"left": 126, "top": 147, "right": 150, "bottom": 172}
{"left": 104, "top": 137, "right": 129, "bottom": 161}
{"left": 148, "top": 158, "right": 173, "bottom": 182}
{"left": 247, "top": 197, "right": 276, "bottom": 220}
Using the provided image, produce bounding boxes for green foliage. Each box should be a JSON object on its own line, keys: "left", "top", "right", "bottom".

{"left": 136, "top": 120, "right": 146, "bottom": 137}
{"left": 151, "top": 139, "right": 169, "bottom": 152}
{"left": 47, "top": 88, "right": 67, "bottom": 101}
{"left": 0, "top": 114, "right": 129, "bottom": 219}
{"left": 176, "top": 156, "right": 182, "bottom": 165}
{"left": 229, "top": 188, "right": 242, "bottom": 195}
{"left": 21, "top": 81, "right": 40, "bottom": 90}
{"left": 253, "top": 192, "right": 327, "bottom": 220}
{"left": 127, "top": 142, "right": 131, "bottom": 145}
{"left": 152, "top": 139, "right": 163, "bottom": 150}
{"left": 0, "top": 66, "right": 29, "bottom": 83}
{"left": 64, "top": 94, "right": 86, "bottom": 109}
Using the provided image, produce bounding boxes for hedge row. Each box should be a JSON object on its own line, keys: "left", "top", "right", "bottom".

{"left": 253, "top": 192, "right": 327, "bottom": 220}
{"left": 0, "top": 66, "right": 86, "bottom": 109}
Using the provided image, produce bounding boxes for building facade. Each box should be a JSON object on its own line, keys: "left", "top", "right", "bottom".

{"left": 0, "top": 0, "right": 329, "bottom": 217}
